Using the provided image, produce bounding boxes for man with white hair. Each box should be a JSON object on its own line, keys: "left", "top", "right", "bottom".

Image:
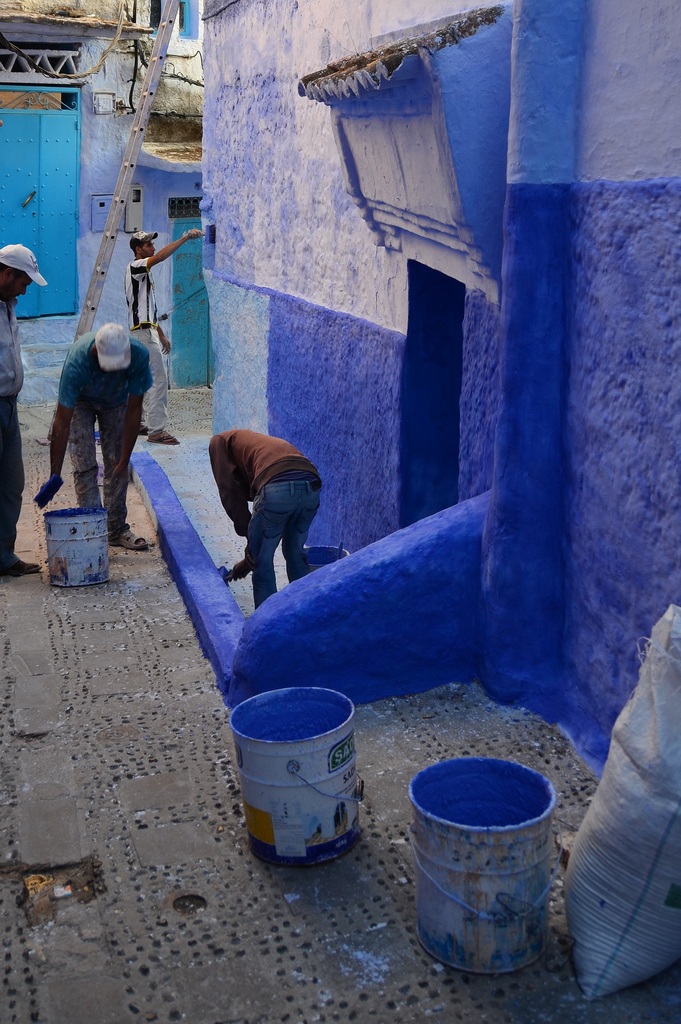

{"left": 0, "top": 244, "right": 47, "bottom": 577}
{"left": 41, "top": 323, "right": 153, "bottom": 550}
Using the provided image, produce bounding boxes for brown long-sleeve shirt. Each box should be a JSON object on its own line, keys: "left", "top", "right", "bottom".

{"left": 209, "top": 429, "right": 321, "bottom": 537}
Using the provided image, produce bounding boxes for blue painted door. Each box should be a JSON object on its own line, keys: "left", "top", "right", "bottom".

{"left": 170, "top": 218, "right": 212, "bottom": 387}
{"left": 0, "top": 94, "right": 79, "bottom": 317}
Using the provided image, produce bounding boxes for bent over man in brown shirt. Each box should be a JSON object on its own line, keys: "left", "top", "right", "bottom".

{"left": 209, "top": 429, "right": 321, "bottom": 608}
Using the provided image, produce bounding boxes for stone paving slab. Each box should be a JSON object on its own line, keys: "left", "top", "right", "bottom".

{"left": 20, "top": 745, "right": 76, "bottom": 798}
{"left": 18, "top": 796, "right": 85, "bottom": 866}
{"left": 130, "top": 820, "right": 220, "bottom": 867}
{"left": 13, "top": 672, "right": 64, "bottom": 707}
{"left": 43, "top": 974, "right": 131, "bottom": 1024}
{"left": 88, "top": 671, "right": 153, "bottom": 697}
{"left": 13, "top": 705, "right": 62, "bottom": 736}
{"left": 11, "top": 649, "right": 55, "bottom": 676}
{"left": 116, "top": 769, "right": 194, "bottom": 812}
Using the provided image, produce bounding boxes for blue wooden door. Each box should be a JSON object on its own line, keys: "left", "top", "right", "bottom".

{"left": 170, "top": 218, "right": 212, "bottom": 387}
{"left": 0, "top": 92, "right": 79, "bottom": 318}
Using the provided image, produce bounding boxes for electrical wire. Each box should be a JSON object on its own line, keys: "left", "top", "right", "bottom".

{"left": 134, "top": 38, "right": 203, "bottom": 88}
{"left": 0, "top": 2, "right": 128, "bottom": 80}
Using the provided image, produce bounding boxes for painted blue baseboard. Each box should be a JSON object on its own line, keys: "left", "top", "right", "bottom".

{"left": 130, "top": 452, "right": 244, "bottom": 695}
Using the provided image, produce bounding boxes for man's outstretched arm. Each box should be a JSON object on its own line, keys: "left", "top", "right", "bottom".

{"left": 146, "top": 228, "right": 203, "bottom": 269}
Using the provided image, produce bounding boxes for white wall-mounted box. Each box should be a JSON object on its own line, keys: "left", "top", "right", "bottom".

{"left": 125, "top": 185, "right": 144, "bottom": 233}
{"left": 90, "top": 193, "right": 114, "bottom": 232}
{"left": 93, "top": 92, "right": 116, "bottom": 115}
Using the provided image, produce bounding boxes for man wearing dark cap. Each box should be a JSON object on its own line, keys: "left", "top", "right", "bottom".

{"left": 39, "top": 323, "right": 153, "bottom": 550}
{"left": 0, "top": 244, "right": 47, "bottom": 577}
{"left": 124, "top": 228, "right": 202, "bottom": 445}
{"left": 209, "top": 429, "right": 322, "bottom": 608}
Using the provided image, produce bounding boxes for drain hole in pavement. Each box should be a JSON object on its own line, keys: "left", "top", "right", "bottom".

{"left": 172, "top": 893, "right": 207, "bottom": 915}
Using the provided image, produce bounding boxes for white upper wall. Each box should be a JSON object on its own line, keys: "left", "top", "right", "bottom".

{"left": 576, "top": 0, "right": 681, "bottom": 181}
{"left": 508, "top": 0, "right": 681, "bottom": 184}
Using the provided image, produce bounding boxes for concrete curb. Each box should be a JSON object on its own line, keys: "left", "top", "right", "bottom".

{"left": 130, "top": 451, "right": 244, "bottom": 697}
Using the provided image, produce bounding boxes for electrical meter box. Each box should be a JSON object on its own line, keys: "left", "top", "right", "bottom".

{"left": 125, "top": 185, "right": 144, "bottom": 233}
{"left": 90, "top": 194, "right": 113, "bottom": 232}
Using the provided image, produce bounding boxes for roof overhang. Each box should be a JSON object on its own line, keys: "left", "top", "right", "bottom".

{"left": 298, "top": 4, "right": 513, "bottom": 301}
{"left": 0, "top": 11, "right": 153, "bottom": 42}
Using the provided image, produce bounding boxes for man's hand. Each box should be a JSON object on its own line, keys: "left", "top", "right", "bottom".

{"left": 183, "top": 228, "right": 203, "bottom": 242}
{"left": 157, "top": 325, "right": 171, "bottom": 354}
{"left": 228, "top": 547, "right": 256, "bottom": 581}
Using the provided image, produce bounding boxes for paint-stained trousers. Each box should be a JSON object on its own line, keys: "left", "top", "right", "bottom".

{"left": 68, "top": 399, "right": 129, "bottom": 541}
{"left": 0, "top": 395, "right": 24, "bottom": 571}
{"left": 134, "top": 327, "right": 168, "bottom": 436}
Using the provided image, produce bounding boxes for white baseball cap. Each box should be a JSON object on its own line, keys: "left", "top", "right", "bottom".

{"left": 94, "top": 323, "right": 131, "bottom": 371}
{"left": 0, "top": 244, "right": 47, "bottom": 285}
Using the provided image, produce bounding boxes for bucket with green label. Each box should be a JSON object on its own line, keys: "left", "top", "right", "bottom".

{"left": 230, "top": 687, "right": 363, "bottom": 865}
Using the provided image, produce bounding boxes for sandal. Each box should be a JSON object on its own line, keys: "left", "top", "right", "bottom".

{"left": 111, "top": 529, "right": 148, "bottom": 551}
{"left": 147, "top": 431, "right": 179, "bottom": 445}
{"left": 138, "top": 425, "right": 149, "bottom": 435}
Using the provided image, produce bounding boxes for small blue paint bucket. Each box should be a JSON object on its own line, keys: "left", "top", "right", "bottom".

{"left": 230, "top": 687, "right": 362, "bottom": 865}
{"left": 44, "top": 507, "right": 109, "bottom": 587}
{"left": 409, "top": 758, "right": 557, "bottom": 973}
{"left": 303, "top": 542, "right": 348, "bottom": 570}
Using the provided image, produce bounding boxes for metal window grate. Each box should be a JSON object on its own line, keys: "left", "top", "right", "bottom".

{"left": 0, "top": 48, "right": 79, "bottom": 75}
{"left": 168, "top": 196, "right": 202, "bottom": 219}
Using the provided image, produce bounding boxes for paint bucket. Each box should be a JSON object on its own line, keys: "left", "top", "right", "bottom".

{"left": 303, "top": 541, "right": 349, "bottom": 570}
{"left": 44, "top": 507, "right": 109, "bottom": 587}
{"left": 230, "top": 686, "right": 362, "bottom": 865}
{"left": 409, "top": 757, "right": 557, "bottom": 973}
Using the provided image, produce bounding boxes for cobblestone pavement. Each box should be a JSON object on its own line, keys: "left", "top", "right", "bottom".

{"left": 0, "top": 393, "right": 678, "bottom": 1024}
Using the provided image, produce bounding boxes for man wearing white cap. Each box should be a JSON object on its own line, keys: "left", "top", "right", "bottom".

{"left": 40, "top": 323, "right": 153, "bottom": 549}
{"left": 0, "top": 244, "right": 47, "bottom": 577}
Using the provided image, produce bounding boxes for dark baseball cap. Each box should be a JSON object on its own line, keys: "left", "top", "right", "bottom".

{"left": 130, "top": 231, "right": 158, "bottom": 251}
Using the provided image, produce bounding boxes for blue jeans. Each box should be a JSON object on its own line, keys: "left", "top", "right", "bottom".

{"left": 0, "top": 395, "right": 24, "bottom": 571}
{"left": 248, "top": 479, "right": 320, "bottom": 608}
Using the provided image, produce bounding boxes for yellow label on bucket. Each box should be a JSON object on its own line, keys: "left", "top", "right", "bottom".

{"left": 243, "top": 801, "right": 275, "bottom": 845}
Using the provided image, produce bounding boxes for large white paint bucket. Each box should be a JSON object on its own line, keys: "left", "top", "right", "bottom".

{"left": 44, "top": 507, "right": 109, "bottom": 587}
{"left": 230, "top": 687, "right": 362, "bottom": 865}
{"left": 409, "top": 757, "right": 557, "bottom": 973}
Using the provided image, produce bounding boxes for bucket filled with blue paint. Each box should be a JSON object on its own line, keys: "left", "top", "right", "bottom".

{"left": 409, "top": 758, "right": 557, "bottom": 973}
{"left": 44, "top": 507, "right": 109, "bottom": 587}
{"left": 303, "top": 542, "right": 348, "bottom": 570}
{"left": 230, "top": 687, "right": 362, "bottom": 865}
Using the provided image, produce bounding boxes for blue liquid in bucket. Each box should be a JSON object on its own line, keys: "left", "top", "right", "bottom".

{"left": 230, "top": 687, "right": 354, "bottom": 743}
{"left": 409, "top": 757, "right": 554, "bottom": 829}
{"left": 43, "top": 506, "right": 104, "bottom": 520}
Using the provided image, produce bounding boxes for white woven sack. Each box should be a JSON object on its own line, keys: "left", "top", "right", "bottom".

{"left": 564, "top": 604, "right": 681, "bottom": 998}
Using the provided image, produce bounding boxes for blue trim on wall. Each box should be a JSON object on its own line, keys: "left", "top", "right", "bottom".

{"left": 480, "top": 184, "right": 570, "bottom": 724}
{"left": 131, "top": 452, "right": 244, "bottom": 694}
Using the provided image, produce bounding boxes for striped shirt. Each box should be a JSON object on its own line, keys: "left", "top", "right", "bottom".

{"left": 124, "top": 258, "right": 157, "bottom": 330}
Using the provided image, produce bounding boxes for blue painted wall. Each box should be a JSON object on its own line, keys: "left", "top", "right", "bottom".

{"left": 267, "top": 291, "right": 404, "bottom": 552}
{"left": 458, "top": 288, "right": 501, "bottom": 501}
{"left": 563, "top": 178, "right": 681, "bottom": 755}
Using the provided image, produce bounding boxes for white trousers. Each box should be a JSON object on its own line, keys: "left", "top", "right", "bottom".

{"left": 135, "top": 327, "right": 168, "bottom": 435}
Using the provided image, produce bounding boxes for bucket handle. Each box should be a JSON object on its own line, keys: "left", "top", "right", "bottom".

{"left": 286, "top": 760, "right": 364, "bottom": 803}
{"left": 408, "top": 821, "right": 563, "bottom": 923}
